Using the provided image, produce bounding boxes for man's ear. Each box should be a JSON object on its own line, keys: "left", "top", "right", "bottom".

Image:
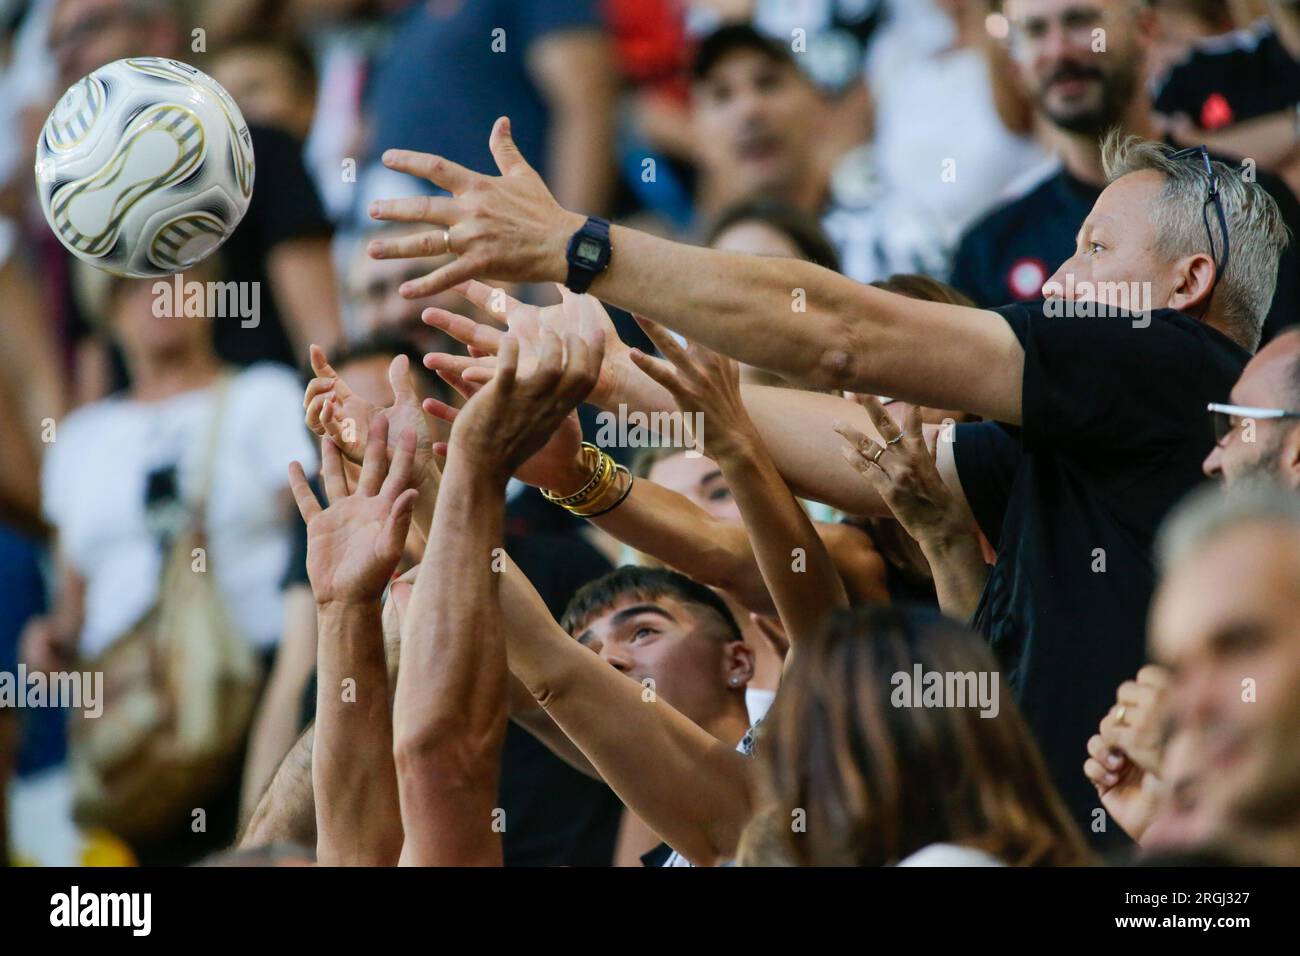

{"left": 724, "top": 640, "right": 756, "bottom": 690}
{"left": 1280, "top": 424, "right": 1300, "bottom": 491}
{"left": 1168, "top": 253, "right": 1217, "bottom": 318}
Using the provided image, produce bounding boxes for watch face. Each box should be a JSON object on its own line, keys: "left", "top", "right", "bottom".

{"left": 576, "top": 238, "right": 603, "bottom": 265}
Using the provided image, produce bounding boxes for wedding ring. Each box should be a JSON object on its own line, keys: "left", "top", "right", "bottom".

{"left": 1115, "top": 705, "right": 1127, "bottom": 725}
{"left": 887, "top": 432, "right": 905, "bottom": 446}
{"left": 870, "top": 446, "right": 886, "bottom": 464}
{"left": 442, "top": 229, "right": 452, "bottom": 255}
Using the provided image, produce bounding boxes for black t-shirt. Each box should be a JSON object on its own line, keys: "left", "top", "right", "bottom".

{"left": 1153, "top": 23, "right": 1300, "bottom": 130}
{"left": 212, "top": 123, "right": 334, "bottom": 370}
{"left": 952, "top": 303, "right": 1249, "bottom": 838}
{"left": 949, "top": 158, "right": 1300, "bottom": 346}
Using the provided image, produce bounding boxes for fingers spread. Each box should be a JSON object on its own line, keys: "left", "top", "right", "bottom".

{"left": 422, "top": 306, "right": 503, "bottom": 353}
{"left": 422, "top": 396, "right": 459, "bottom": 424}
{"left": 288, "top": 461, "right": 322, "bottom": 523}
{"left": 629, "top": 347, "right": 679, "bottom": 393}
{"left": 321, "top": 436, "right": 349, "bottom": 503}
{"left": 633, "top": 315, "right": 689, "bottom": 367}
{"left": 488, "top": 116, "right": 534, "bottom": 177}
{"left": 380, "top": 149, "right": 476, "bottom": 194}
{"left": 854, "top": 393, "right": 901, "bottom": 444}
{"left": 380, "top": 427, "right": 418, "bottom": 501}
{"left": 369, "top": 226, "right": 457, "bottom": 261}
{"left": 357, "top": 415, "right": 391, "bottom": 496}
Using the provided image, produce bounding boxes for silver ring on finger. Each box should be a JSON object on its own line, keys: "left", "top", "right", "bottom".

{"left": 886, "top": 432, "right": 905, "bottom": 446}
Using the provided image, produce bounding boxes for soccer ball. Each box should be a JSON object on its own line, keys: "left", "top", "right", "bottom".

{"left": 34, "top": 57, "right": 255, "bottom": 278}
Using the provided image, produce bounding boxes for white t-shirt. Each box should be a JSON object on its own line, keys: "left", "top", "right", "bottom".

{"left": 824, "top": 11, "right": 1049, "bottom": 283}
{"left": 896, "top": 843, "right": 1006, "bottom": 867}
{"left": 42, "top": 364, "right": 317, "bottom": 657}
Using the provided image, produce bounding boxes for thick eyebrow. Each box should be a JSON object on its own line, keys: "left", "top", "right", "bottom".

{"left": 697, "top": 469, "right": 724, "bottom": 485}
{"left": 610, "top": 604, "right": 678, "bottom": 629}
{"left": 575, "top": 604, "right": 678, "bottom": 647}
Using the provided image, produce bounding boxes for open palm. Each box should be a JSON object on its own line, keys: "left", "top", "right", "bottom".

{"left": 289, "top": 418, "right": 418, "bottom": 606}
{"left": 421, "top": 281, "right": 629, "bottom": 406}
{"left": 305, "top": 345, "right": 435, "bottom": 479}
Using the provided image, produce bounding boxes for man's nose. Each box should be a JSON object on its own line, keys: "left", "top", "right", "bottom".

{"left": 1043, "top": 261, "right": 1073, "bottom": 298}
{"left": 1203, "top": 442, "right": 1225, "bottom": 480}
{"left": 600, "top": 648, "right": 631, "bottom": 673}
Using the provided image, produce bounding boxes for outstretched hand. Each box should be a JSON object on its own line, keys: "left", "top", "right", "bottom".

{"left": 304, "top": 344, "right": 436, "bottom": 481}
{"left": 289, "top": 416, "right": 419, "bottom": 606}
{"left": 834, "top": 397, "right": 965, "bottom": 545}
{"left": 420, "top": 280, "right": 642, "bottom": 412}
{"left": 366, "top": 116, "right": 581, "bottom": 295}
{"left": 626, "top": 316, "right": 756, "bottom": 460}
{"left": 422, "top": 365, "right": 588, "bottom": 494}
{"left": 446, "top": 321, "right": 605, "bottom": 485}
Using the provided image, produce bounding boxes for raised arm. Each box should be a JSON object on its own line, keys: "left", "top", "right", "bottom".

{"left": 367, "top": 118, "right": 1024, "bottom": 421}
{"left": 421, "top": 285, "right": 968, "bottom": 520}
{"left": 835, "top": 398, "right": 988, "bottom": 620}
{"left": 392, "top": 324, "right": 608, "bottom": 865}
{"left": 287, "top": 420, "right": 418, "bottom": 865}
{"left": 629, "top": 319, "right": 851, "bottom": 646}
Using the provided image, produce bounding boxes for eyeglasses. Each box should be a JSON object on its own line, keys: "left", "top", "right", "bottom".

{"left": 1207, "top": 402, "right": 1300, "bottom": 444}
{"left": 1170, "top": 145, "right": 1231, "bottom": 313}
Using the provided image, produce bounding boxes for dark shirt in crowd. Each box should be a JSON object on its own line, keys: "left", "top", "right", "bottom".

{"left": 365, "top": 0, "right": 603, "bottom": 179}
{"left": 1153, "top": 22, "right": 1300, "bottom": 130}
{"left": 948, "top": 157, "right": 1300, "bottom": 346}
{"left": 213, "top": 124, "right": 334, "bottom": 369}
{"left": 952, "top": 303, "right": 1249, "bottom": 842}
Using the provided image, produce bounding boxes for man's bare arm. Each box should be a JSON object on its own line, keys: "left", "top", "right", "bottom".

{"left": 239, "top": 724, "right": 317, "bottom": 849}
{"left": 629, "top": 322, "right": 851, "bottom": 646}
{"left": 368, "top": 119, "right": 1025, "bottom": 421}
{"left": 392, "top": 448, "right": 508, "bottom": 867}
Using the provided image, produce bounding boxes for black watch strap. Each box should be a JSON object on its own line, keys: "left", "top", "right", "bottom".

{"left": 565, "top": 216, "right": 612, "bottom": 294}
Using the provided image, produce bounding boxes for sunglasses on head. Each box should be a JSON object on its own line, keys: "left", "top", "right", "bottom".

{"left": 1207, "top": 402, "right": 1300, "bottom": 444}
{"left": 1170, "top": 146, "right": 1231, "bottom": 313}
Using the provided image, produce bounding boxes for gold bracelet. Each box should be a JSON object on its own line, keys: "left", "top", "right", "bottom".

{"left": 542, "top": 443, "right": 606, "bottom": 507}
{"left": 572, "top": 467, "right": 633, "bottom": 518}
{"left": 564, "top": 453, "right": 619, "bottom": 511}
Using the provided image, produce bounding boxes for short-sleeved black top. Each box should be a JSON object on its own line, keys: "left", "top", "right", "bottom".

{"left": 952, "top": 302, "right": 1249, "bottom": 837}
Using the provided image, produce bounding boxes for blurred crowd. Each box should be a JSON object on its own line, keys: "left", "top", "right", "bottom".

{"left": 2, "top": 0, "right": 1300, "bottom": 868}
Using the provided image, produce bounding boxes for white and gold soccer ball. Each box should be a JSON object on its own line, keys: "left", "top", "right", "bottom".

{"left": 34, "top": 57, "right": 255, "bottom": 278}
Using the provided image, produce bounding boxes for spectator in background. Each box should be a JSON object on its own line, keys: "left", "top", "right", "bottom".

{"left": 1151, "top": 485, "right": 1300, "bottom": 865}
{"left": 362, "top": 0, "right": 617, "bottom": 222}
{"left": 1156, "top": 1, "right": 1300, "bottom": 193}
{"left": 210, "top": 36, "right": 317, "bottom": 143}
{"left": 21, "top": 262, "right": 315, "bottom": 863}
{"left": 1203, "top": 325, "right": 1300, "bottom": 487}
{"left": 742, "top": 605, "right": 1093, "bottom": 866}
{"left": 688, "top": 25, "right": 828, "bottom": 224}
{"left": 343, "top": 223, "right": 485, "bottom": 356}
{"left": 950, "top": 0, "right": 1300, "bottom": 346}
{"left": 1146, "top": 0, "right": 1235, "bottom": 85}
{"left": 749, "top": 0, "right": 884, "bottom": 176}
{"left": 42, "top": 0, "right": 342, "bottom": 394}
{"left": 828, "top": 0, "right": 1049, "bottom": 280}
